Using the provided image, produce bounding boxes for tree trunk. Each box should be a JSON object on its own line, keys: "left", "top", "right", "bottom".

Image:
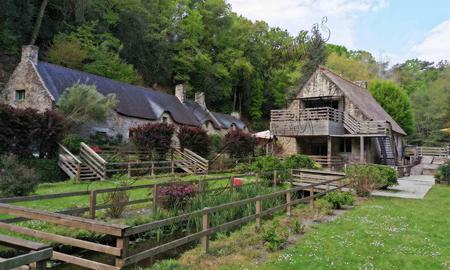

{"left": 30, "top": 0, "right": 49, "bottom": 45}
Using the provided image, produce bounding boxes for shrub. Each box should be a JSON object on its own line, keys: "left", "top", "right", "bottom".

{"left": 224, "top": 130, "right": 256, "bottom": 158}
{"left": 209, "top": 134, "right": 223, "bottom": 155}
{"left": 324, "top": 191, "right": 354, "bottom": 209}
{"left": 103, "top": 178, "right": 131, "bottom": 219}
{"left": 345, "top": 164, "right": 384, "bottom": 196}
{"left": 262, "top": 225, "right": 289, "bottom": 251}
{"left": 0, "top": 104, "right": 66, "bottom": 158}
{"left": 20, "top": 158, "right": 67, "bottom": 183}
{"left": 315, "top": 198, "right": 333, "bottom": 216}
{"left": 157, "top": 183, "right": 197, "bottom": 209}
{"left": 233, "top": 162, "right": 250, "bottom": 174}
{"left": 177, "top": 126, "right": 210, "bottom": 156}
{"left": 0, "top": 155, "right": 39, "bottom": 197}
{"left": 284, "top": 154, "right": 318, "bottom": 170}
{"left": 62, "top": 134, "right": 84, "bottom": 154}
{"left": 250, "top": 156, "right": 285, "bottom": 181}
{"left": 129, "top": 123, "right": 175, "bottom": 160}
{"left": 371, "top": 164, "right": 398, "bottom": 187}
{"left": 435, "top": 162, "right": 450, "bottom": 183}
{"left": 147, "top": 259, "right": 182, "bottom": 270}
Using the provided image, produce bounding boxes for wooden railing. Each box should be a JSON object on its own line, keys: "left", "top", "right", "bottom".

{"left": 57, "top": 144, "right": 82, "bottom": 182}
{"left": 80, "top": 143, "right": 107, "bottom": 180}
{"left": 271, "top": 107, "right": 343, "bottom": 122}
{"left": 106, "top": 159, "right": 195, "bottom": 177}
{"left": 0, "top": 235, "right": 52, "bottom": 270}
{"left": 173, "top": 148, "right": 209, "bottom": 174}
{"left": 405, "top": 146, "right": 449, "bottom": 157}
{"left": 308, "top": 155, "right": 345, "bottom": 170}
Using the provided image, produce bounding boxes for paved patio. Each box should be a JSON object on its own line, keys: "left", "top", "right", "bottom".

{"left": 372, "top": 175, "right": 435, "bottom": 199}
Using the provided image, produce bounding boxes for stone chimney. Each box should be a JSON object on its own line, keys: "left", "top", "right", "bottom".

{"left": 230, "top": 112, "right": 241, "bottom": 119}
{"left": 354, "top": 81, "right": 368, "bottom": 89}
{"left": 21, "top": 45, "right": 39, "bottom": 64}
{"left": 194, "top": 92, "right": 206, "bottom": 109}
{"left": 175, "top": 84, "right": 187, "bottom": 103}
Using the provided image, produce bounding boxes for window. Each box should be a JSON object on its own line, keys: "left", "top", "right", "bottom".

{"left": 161, "top": 116, "right": 168, "bottom": 123}
{"left": 339, "top": 138, "right": 352, "bottom": 153}
{"left": 15, "top": 90, "right": 25, "bottom": 101}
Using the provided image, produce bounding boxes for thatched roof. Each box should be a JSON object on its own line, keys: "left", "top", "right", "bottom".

{"left": 320, "top": 67, "right": 406, "bottom": 135}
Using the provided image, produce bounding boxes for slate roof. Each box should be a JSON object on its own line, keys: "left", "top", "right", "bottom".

{"left": 182, "top": 100, "right": 222, "bottom": 129}
{"left": 319, "top": 67, "right": 406, "bottom": 135}
{"left": 35, "top": 62, "right": 201, "bottom": 127}
{"left": 212, "top": 112, "right": 246, "bottom": 130}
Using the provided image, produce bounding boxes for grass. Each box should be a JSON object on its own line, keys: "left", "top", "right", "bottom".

{"left": 256, "top": 185, "right": 450, "bottom": 270}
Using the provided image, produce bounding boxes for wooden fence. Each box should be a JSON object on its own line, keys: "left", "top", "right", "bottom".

{"left": 405, "top": 145, "right": 449, "bottom": 157}
{"left": 0, "top": 235, "right": 52, "bottom": 270}
{"left": 0, "top": 170, "right": 346, "bottom": 269}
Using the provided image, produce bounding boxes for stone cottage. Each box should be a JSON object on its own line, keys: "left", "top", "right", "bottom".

{"left": 2, "top": 45, "right": 246, "bottom": 141}
{"left": 271, "top": 67, "right": 406, "bottom": 167}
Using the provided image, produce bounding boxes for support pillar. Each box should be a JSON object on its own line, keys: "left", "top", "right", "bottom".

{"left": 360, "top": 136, "right": 365, "bottom": 163}
{"left": 327, "top": 136, "right": 332, "bottom": 169}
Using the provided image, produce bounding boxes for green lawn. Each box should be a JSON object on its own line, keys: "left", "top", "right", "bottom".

{"left": 257, "top": 185, "right": 450, "bottom": 270}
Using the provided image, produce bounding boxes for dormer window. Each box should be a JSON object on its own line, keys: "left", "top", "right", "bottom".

{"left": 15, "top": 90, "right": 26, "bottom": 101}
{"left": 162, "top": 116, "right": 168, "bottom": 123}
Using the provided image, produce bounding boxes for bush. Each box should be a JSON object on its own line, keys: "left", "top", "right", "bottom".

{"left": 371, "top": 164, "right": 398, "bottom": 187}
{"left": 177, "top": 126, "right": 210, "bottom": 156}
{"left": 129, "top": 123, "right": 175, "bottom": 160}
{"left": 209, "top": 134, "right": 223, "bottom": 155}
{"left": 223, "top": 130, "right": 256, "bottom": 158}
{"left": 62, "top": 134, "right": 84, "bottom": 154}
{"left": 284, "top": 154, "right": 318, "bottom": 170}
{"left": 103, "top": 179, "right": 131, "bottom": 219}
{"left": 435, "top": 162, "right": 450, "bottom": 183}
{"left": 0, "top": 104, "right": 66, "bottom": 158}
{"left": 0, "top": 155, "right": 39, "bottom": 197}
{"left": 315, "top": 198, "right": 333, "bottom": 216}
{"left": 250, "top": 156, "right": 285, "bottom": 181}
{"left": 147, "top": 259, "right": 182, "bottom": 270}
{"left": 323, "top": 191, "right": 354, "bottom": 209}
{"left": 157, "top": 183, "right": 197, "bottom": 209}
{"left": 345, "top": 164, "right": 384, "bottom": 196}
{"left": 262, "top": 225, "right": 289, "bottom": 251}
{"left": 233, "top": 162, "right": 250, "bottom": 174}
{"left": 20, "top": 158, "right": 67, "bottom": 183}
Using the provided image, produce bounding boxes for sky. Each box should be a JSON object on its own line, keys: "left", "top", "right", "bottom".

{"left": 227, "top": 0, "right": 450, "bottom": 65}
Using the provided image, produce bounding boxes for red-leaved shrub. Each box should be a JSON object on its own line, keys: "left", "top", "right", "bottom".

{"left": 224, "top": 130, "right": 256, "bottom": 158}
{"left": 177, "top": 126, "right": 210, "bottom": 156}
{"left": 129, "top": 123, "right": 175, "bottom": 159}
{"left": 157, "top": 183, "right": 197, "bottom": 209}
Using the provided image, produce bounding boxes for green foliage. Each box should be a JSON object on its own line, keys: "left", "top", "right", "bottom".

{"left": 147, "top": 259, "right": 182, "bottom": 270}
{"left": 62, "top": 134, "right": 83, "bottom": 154}
{"left": 435, "top": 162, "right": 450, "bottom": 183}
{"left": 20, "top": 158, "right": 66, "bottom": 183}
{"left": 0, "top": 154, "right": 39, "bottom": 197}
{"left": 47, "top": 36, "right": 87, "bottom": 69}
{"left": 209, "top": 134, "right": 223, "bottom": 155}
{"left": 368, "top": 80, "right": 415, "bottom": 135}
{"left": 345, "top": 164, "right": 397, "bottom": 196}
{"left": 284, "top": 154, "right": 318, "bottom": 170}
{"left": 326, "top": 51, "right": 378, "bottom": 81}
{"left": 262, "top": 225, "right": 289, "bottom": 251}
{"left": 323, "top": 191, "right": 354, "bottom": 209}
{"left": 233, "top": 163, "right": 250, "bottom": 174}
{"left": 315, "top": 198, "right": 334, "bottom": 216}
{"left": 57, "top": 83, "right": 118, "bottom": 130}
{"left": 102, "top": 179, "right": 130, "bottom": 219}
{"left": 250, "top": 156, "right": 285, "bottom": 181}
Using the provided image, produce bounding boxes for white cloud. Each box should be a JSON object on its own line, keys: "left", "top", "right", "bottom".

{"left": 227, "top": 0, "right": 388, "bottom": 48}
{"left": 412, "top": 20, "right": 450, "bottom": 62}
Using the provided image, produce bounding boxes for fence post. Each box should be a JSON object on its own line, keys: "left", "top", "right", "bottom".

{"left": 309, "top": 186, "right": 314, "bottom": 209}
{"left": 193, "top": 162, "right": 198, "bottom": 175}
{"left": 153, "top": 184, "right": 159, "bottom": 216}
{"left": 290, "top": 169, "right": 294, "bottom": 187}
{"left": 339, "top": 178, "right": 343, "bottom": 191}
{"left": 115, "top": 236, "right": 129, "bottom": 268}
{"left": 202, "top": 208, "right": 210, "bottom": 253}
{"left": 255, "top": 173, "right": 260, "bottom": 185}
{"left": 230, "top": 176, "right": 234, "bottom": 192}
{"left": 89, "top": 190, "right": 97, "bottom": 219}
{"left": 273, "top": 170, "right": 277, "bottom": 188}
{"left": 171, "top": 160, "right": 175, "bottom": 174}
{"left": 255, "top": 197, "right": 262, "bottom": 232}
{"left": 286, "top": 191, "right": 292, "bottom": 217}
{"left": 75, "top": 163, "right": 81, "bottom": 183}
{"left": 127, "top": 162, "right": 132, "bottom": 178}
{"left": 151, "top": 162, "right": 155, "bottom": 176}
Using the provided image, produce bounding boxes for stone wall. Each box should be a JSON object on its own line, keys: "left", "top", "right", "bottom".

{"left": 2, "top": 60, "right": 54, "bottom": 112}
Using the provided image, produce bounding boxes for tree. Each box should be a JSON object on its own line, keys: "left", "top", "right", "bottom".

{"left": 368, "top": 80, "right": 415, "bottom": 135}
{"left": 30, "top": 0, "right": 48, "bottom": 45}
{"left": 326, "top": 52, "right": 378, "bottom": 81}
{"left": 57, "top": 84, "right": 118, "bottom": 130}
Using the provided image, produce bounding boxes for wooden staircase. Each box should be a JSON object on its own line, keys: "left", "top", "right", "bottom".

{"left": 172, "top": 147, "right": 209, "bottom": 174}
{"left": 377, "top": 137, "right": 396, "bottom": 166}
{"left": 58, "top": 144, "right": 104, "bottom": 181}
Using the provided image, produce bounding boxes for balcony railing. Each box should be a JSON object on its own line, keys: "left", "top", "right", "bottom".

{"left": 271, "top": 107, "right": 390, "bottom": 136}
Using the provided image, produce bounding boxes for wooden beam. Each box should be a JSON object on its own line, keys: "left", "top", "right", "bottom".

{"left": 360, "top": 136, "right": 365, "bottom": 163}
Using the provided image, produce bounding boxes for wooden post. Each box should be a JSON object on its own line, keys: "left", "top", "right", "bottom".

{"left": 75, "top": 163, "right": 81, "bottom": 183}
{"left": 152, "top": 184, "right": 159, "bottom": 215}
{"left": 290, "top": 169, "right": 294, "bottom": 187}
{"left": 199, "top": 180, "right": 205, "bottom": 194}
{"left": 35, "top": 261, "right": 46, "bottom": 270}
{"left": 115, "top": 237, "right": 129, "bottom": 268}
{"left": 327, "top": 136, "right": 332, "bottom": 169}
{"left": 255, "top": 197, "right": 262, "bottom": 232}
{"left": 151, "top": 161, "right": 155, "bottom": 176}
{"left": 127, "top": 162, "right": 132, "bottom": 178}
{"left": 171, "top": 160, "right": 175, "bottom": 174}
{"left": 339, "top": 179, "right": 343, "bottom": 191}
{"left": 309, "top": 186, "right": 314, "bottom": 209}
{"left": 193, "top": 163, "right": 198, "bottom": 175}
{"left": 255, "top": 173, "right": 260, "bottom": 185}
{"left": 286, "top": 192, "right": 292, "bottom": 217}
{"left": 230, "top": 177, "right": 234, "bottom": 192}
{"left": 89, "top": 190, "right": 97, "bottom": 219}
{"left": 201, "top": 209, "right": 209, "bottom": 253}
{"left": 360, "top": 136, "right": 365, "bottom": 163}
{"left": 273, "top": 170, "right": 277, "bottom": 188}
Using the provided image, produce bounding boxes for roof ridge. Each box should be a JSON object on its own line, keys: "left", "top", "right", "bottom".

{"left": 319, "top": 66, "right": 368, "bottom": 90}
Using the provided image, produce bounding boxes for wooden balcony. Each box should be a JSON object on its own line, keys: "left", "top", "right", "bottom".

{"left": 271, "top": 107, "right": 390, "bottom": 137}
